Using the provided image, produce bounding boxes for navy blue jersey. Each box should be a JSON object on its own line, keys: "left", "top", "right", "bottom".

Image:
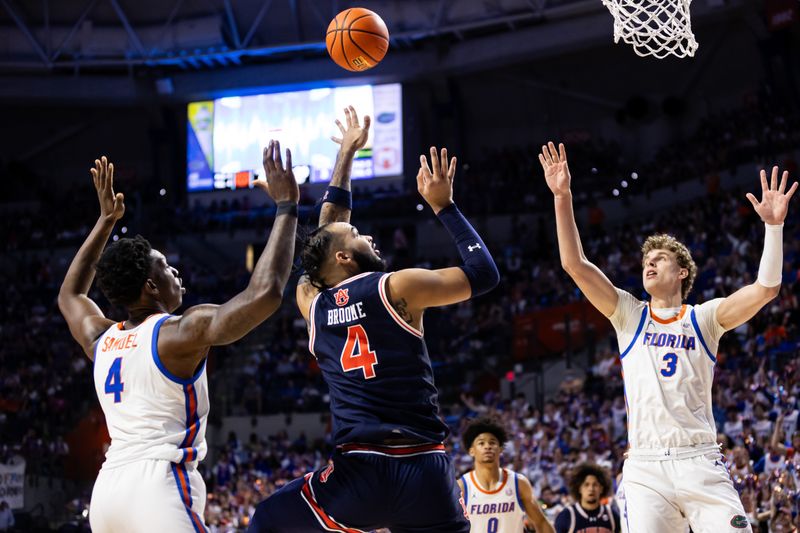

{"left": 554, "top": 503, "right": 620, "bottom": 533}
{"left": 308, "top": 271, "right": 449, "bottom": 445}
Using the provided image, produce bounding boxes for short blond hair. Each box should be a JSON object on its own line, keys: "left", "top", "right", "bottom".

{"left": 641, "top": 234, "right": 697, "bottom": 300}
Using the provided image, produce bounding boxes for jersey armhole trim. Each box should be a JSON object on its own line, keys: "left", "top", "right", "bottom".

{"left": 606, "top": 503, "right": 616, "bottom": 532}
{"left": 461, "top": 475, "right": 469, "bottom": 508}
{"left": 308, "top": 292, "right": 322, "bottom": 358}
{"left": 513, "top": 471, "right": 525, "bottom": 510}
{"left": 568, "top": 504, "right": 576, "bottom": 533}
{"left": 378, "top": 273, "right": 423, "bottom": 338}
{"left": 92, "top": 333, "right": 103, "bottom": 365}
{"left": 619, "top": 307, "right": 648, "bottom": 360}
{"left": 151, "top": 315, "right": 207, "bottom": 385}
{"left": 690, "top": 309, "right": 717, "bottom": 363}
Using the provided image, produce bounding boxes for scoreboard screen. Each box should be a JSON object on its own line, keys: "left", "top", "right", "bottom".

{"left": 186, "top": 83, "right": 403, "bottom": 192}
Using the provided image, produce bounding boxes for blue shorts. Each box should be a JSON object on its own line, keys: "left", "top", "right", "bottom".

{"left": 247, "top": 443, "right": 470, "bottom": 533}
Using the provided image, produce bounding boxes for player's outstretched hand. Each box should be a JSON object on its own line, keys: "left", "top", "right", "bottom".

{"left": 746, "top": 166, "right": 798, "bottom": 225}
{"left": 91, "top": 155, "right": 125, "bottom": 222}
{"left": 539, "top": 141, "right": 571, "bottom": 198}
{"left": 257, "top": 140, "right": 299, "bottom": 204}
{"left": 417, "top": 146, "right": 456, "bottom": 214}
{"left": 331, "top": 105, "right": 371, "bottom": 153}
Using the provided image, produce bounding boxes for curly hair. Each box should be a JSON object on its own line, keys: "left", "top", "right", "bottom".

{"left": 641, "top": 233, "right": 697, "bottom": 300}
{"left": 95, "top": 235, "right": 153, "bottom": 307}
{"left": 462, "top": 416, "right": 508, "bottom": 450}
{"left": 299, "top": 224, "right": 336, "bottom": 290}
{"left": 567, "top": 463, "right": 612, "bottom": 501}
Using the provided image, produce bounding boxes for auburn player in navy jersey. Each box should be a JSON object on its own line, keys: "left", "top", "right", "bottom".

{"left": 554, "top": 464, "right": 620, "bottom": 533}
{"left": 248, "top": 107, "right": 499, "bottom": 533}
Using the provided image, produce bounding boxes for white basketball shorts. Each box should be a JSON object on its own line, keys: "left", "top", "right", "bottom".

{"left": 622, "top": 448, "right": 750, "bottom": 533}
{"left": 90, "top": 459, "right": 208, "bottom": 532}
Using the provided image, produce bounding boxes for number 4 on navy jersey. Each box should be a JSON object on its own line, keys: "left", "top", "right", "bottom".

{"left": 340, "top": 325, "right": 379, "bottom": 379}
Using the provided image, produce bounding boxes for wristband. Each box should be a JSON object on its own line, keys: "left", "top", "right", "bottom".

{"left": 276, "top": 201, "right": 298, "bottom": 217}
{"left": 321, "top": 186, "right": 352, "bottom": 210}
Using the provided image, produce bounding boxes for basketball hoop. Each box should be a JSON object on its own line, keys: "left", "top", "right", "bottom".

{"left": 601, "top": 0, "right": 699, "bottom": 58}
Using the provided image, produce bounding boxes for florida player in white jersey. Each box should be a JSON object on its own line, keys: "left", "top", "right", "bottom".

{"left": 58, "top": 148, "right": 298, "bottom": 532}
{"left": 458, "top": 417, "right": 554, "bottom": 533}
{"left": 539, "top": 141, "right": 798, "bottom": 533}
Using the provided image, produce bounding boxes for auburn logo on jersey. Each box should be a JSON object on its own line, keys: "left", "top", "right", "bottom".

{"left": 335, "top": 289, "right": 350, "bottom": 307}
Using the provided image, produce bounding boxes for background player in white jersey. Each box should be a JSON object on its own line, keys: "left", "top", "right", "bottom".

{"left": 458, "top": 417, "right": 554, "bottom": 533}
{"left": 554, "top": 463, "right": 620, "bottom": 533}
{"left": 539, "top": 141, "right": 797, "bottom": 533}
{"left": 58, "top": 147, "right": 298, "bottom": 532}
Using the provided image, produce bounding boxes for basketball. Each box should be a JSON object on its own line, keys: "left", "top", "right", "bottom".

{"left": 326, "top": 8, "right": 389, "bottom": 72}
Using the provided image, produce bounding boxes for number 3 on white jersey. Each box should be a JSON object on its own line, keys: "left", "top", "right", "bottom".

{"left": 660, "top": 352, "right": 678, "bottom": 377}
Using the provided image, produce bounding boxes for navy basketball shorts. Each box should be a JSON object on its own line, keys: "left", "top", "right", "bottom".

{"left": 247, "top": 442, "right": 470, "bottom": 533}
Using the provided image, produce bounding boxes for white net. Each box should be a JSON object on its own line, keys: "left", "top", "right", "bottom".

{"left": 601, "top": 0, "right": 698, "bottom": 59}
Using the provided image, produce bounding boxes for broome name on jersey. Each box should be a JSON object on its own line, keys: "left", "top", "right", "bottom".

{"left": 327, "top": 302, "right": 367, "bottom": 325}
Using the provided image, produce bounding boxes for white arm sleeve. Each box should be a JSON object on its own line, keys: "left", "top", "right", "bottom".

{"left": 757, "top": 223, "right": 783, "bottom": 288}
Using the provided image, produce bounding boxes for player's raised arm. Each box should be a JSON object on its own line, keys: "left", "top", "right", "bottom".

{"left": 517, "top": 475, "right": 556, "bottom": 533}
{"left": 540, "top": 142, "right": 618, "bottom": 317}
{"left": 159, "top": 140, "right": 299, "bottom": 353}
{"left": 297, "top": 106, "right": 371, "bottom": 313}
{"left": 319, "top": 105, "right": 371, "bottom": 226}
{"left": 385, "top": 146, "right": 500, "bottom": 319}
{"left": 715, "top": 166, "right": 797, "bottom": 331}
{"left": 58, "top": 156, "right": 123, "bottom": 358}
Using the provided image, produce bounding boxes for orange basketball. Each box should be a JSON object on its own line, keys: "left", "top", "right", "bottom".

{"left": 326, "top": 8, "right": 389, "bottom": 72}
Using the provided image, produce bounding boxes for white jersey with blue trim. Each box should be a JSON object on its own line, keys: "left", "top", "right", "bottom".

{"left": 462, "top": 468, "right": 526, "bottom": 533}
{"left": 611, "top": 288, "right": 726, "bottom": 449}
{"left": 92, "top": 313, "right": 209, "bottom": 470}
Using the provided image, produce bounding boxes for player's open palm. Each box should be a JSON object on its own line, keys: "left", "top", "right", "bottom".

{"left": 539, "top": 141, "right": 571, "bottom": 198}
{"left": 417, "top": 146, "right": 456, "bottom": 214}
{"left": 91, "top": 155, "right": 125, "bottom": 222}
{"left": 332, "top": 105, "right": 371, "bottom": 152}
{"left": 258, "top": 140, "right": 299, "bottom": 204}
{"left": 746, "top": 166, "right": 798, "bottom": 225}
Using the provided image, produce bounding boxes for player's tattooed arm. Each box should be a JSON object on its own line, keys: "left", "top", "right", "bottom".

{"left": 58, "top": 156, "right": 121, "bottom": 358}
{"left": 320, "top": 106, "right": 371, "bottom": 226}
{"left": 393, "top": 297, "right": 414, "bottom": 326}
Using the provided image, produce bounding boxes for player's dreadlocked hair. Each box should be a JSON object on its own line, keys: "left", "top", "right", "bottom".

{"left": 567, "top": 463, "right": 612, "bottom": 501}
{"left": 641, "top": 233, "right": 697, "bottom": 300}
{"left": 299, "top": 224, "right": 337, "bottom": 290}
{"left": 462, "top": 416, "right": 508, "bottom": 450}
{"left": 95, "top": 235, "right": 153, "bottom": 307}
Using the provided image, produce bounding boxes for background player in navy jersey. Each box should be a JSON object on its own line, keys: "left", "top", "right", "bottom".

{"left": 247, "top": 106, "right": 499, "bottom": 532}
{"left": 58, "top": 146, "right": 297, "bottom": 532}
{"left": 458, "top": 417, "right": 554, "bottom": 533}
{"left": 554, "top": 464, "right": 620, "bottom": 533}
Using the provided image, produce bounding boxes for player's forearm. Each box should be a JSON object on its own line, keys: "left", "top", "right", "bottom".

{"left": 246, "top": 208, "right": 298, "bottom": 308}
{"left": 436, "top": 203, "right": 499, "bottom": 297}
{"left": 553, "top": 193, "right": 589, "bottom": 273}
{"left": 319, "top": 147, "right": 356, "bottom": 225}
{"left": 59, "top": 216, "right": 115, "bottom": 300}
{"left": 756, "top": 223, "right": 783, "bottom": 293}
